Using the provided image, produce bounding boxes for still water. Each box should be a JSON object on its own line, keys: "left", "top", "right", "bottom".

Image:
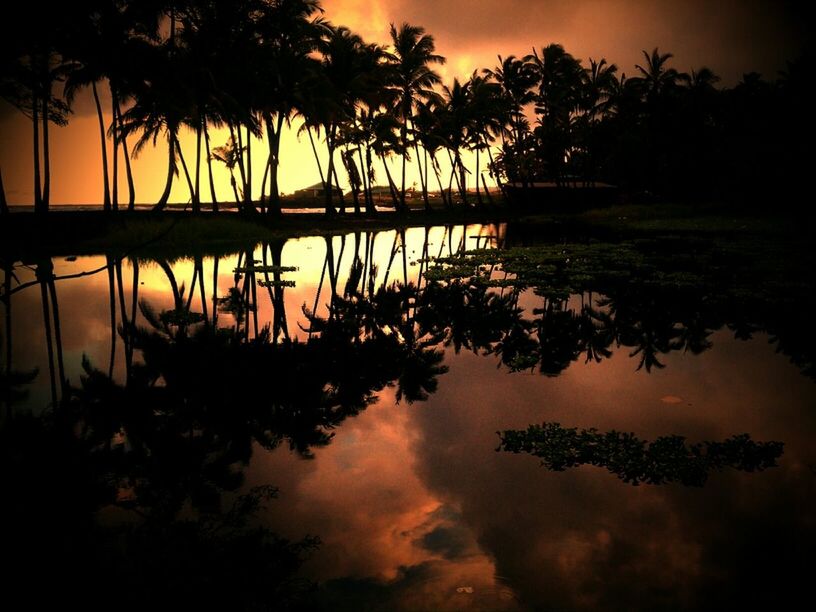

{"left": 2, "top": 223, "right": 814, "bottom": 610}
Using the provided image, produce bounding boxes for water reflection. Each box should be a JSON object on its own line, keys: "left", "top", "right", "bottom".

{"left": 1, "top": 222, "right": 814, "bottom": 610}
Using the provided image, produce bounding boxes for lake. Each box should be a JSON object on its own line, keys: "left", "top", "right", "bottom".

{"left": 2, "top": 221, "right": 814, "bottom": 611}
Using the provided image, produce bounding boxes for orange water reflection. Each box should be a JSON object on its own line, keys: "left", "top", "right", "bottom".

{"left": 3, "top": 222, "right": 814, "bottom": 609}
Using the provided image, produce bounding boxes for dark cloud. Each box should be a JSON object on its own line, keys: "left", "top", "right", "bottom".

{"left": 408, "top": 337, "right": 816, "bottom": 609}
{"left": 336, "top": 0, "right": 810, "bottom": 82}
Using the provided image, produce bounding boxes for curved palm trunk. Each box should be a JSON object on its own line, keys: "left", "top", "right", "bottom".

{"left": 116, "top": 100, "right": 136, "bottom": 210}
{"left": 155, "top": 130, "right": 177, "bottom": 210}
{"left": 176, "top": 138, "right": 196, "bottom": 206}
{"left": 380, "top": 154, "right": 400, "bottom": 209}
{"left": 203, "top": 122, "right": 218, "bottom": 212}
{"left": 332, "top": 158, "right": 346, "bottom": 213}
{"left": 306, "top": 126, "right": 327, "bottom": 197}
{"left": 430, "top": 153, "right": 448, "bottom": 208}
{"left": 456, "top": 151, "right": 469, "bottom": 206}
{"left": 91, "top": 82, "right": 111, "bottom": 211}
{"left": 0, "top": 167, "right": 8, "bottom": 214}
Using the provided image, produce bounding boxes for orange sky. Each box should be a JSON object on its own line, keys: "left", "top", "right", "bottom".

{"left": 0, "top": 0, "right": 807, "bottom": 206}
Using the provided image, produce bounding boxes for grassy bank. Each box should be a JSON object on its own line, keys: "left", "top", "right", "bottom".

{"left": 0, "top": 207, "right": 511, "bottom": 258}
{"left": 0, "top": 201, "right": 810, "bottom": 259}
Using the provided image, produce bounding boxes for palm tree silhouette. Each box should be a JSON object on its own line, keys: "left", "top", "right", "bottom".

{"left": 387, "top": 23, "right": 445, "bottom": 212}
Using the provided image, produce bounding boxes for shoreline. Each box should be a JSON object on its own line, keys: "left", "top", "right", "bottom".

{"left": 1, "top": 201, "right": 809, "bottom": 259}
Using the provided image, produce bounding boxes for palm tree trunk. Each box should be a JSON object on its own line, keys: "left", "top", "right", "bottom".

{"left": 38, "top": 269, "right": 56, "bottom": 406}
{"left": 195, "top": 255, "right": 208, "bottom": 322}
{"left": 400, "top": 109, "right": 408, "bottom": 211}
{"left": 193, "top": 119, "right": 202, "bottom": 211}
{"left": 332, "top": 159, "right": 345, "bottom": 213}
{"left": 245, "top": 125, "right": 253, "bottom": 210}
{"left": 324, "top": 124, "right": 337, "bottom": 215}
{"left": 211, "top": 256, "right": 219, "bottom": 327}
{"left": 32, "top": 91, "right": 42, "bottom": 213}
{"left": 110, "top": 90, "right": 118, "bottom": 211}
{"left": 204, "top": 121, "right": 218, "bottom": 211}
{"left": 259, "top": 157, "right": 270, "bottom": 215}
{"left": 127, "top": 258, "right": 139, "bottom": 383}
{"left": 431, "top": 153, "right": 448, "bottom": 208}
{"left": 413, "top": 139, "right": 429, "bottom": 211}
{"left": 380, "top": 154, "right": 400, "bottom": 209}
{"left": 106, "top": 256, "right": 116, "bottom": 378}
{"left": 176, "top": 138, "right": 196, "bottom": 205}
{"left": 456, "top": 151, "right": 468, "bottom": 205}
{"left": 156, "top": 130, "right": 176, "bottom": 210}
{"left": 306, "top": 126, "right": 327, "bottom": 192}
{"left": 41, "top": 91, "right": 51, "bottom": 209}
{"left": 47, "top": 276, "right": 66, "bottom": 394}
{"left": 91, "top": 82, "right": 111, "bottom": 211}
{"left": 0, "top": 166, "right": 8, "bottom": 214}
{"left": 267, "top": 112, "right": 284, "bottom": 216}
{"left": 424, "top": 148, "right": 430, "bottom": 210}
{"left": 116, "top": 100, "right": 136, "bottom": 210}
{"left": 485, "top": 143, "right": 503, "bottom": 197}
{"left": 358, "top": 146, "right": 373, "bottom": 216}
{"left": 474, "top": 145, "right": 482, "bottom": 206}
{"left": 3, "top": 261, "right": 11, "bottom": 386}
{"left": 232, "top": 124, "right": 248, "bottom": 203}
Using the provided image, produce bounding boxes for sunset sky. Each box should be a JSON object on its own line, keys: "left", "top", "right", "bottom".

{"left": 0, "top": 0, "right": 808, "bottom": 206}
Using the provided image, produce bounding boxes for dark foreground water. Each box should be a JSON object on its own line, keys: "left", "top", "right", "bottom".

{"left": 1, "top": 223, "right": 814, "bottom": 611}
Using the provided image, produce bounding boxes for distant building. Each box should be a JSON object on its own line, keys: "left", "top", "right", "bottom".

{"left": 294, "top": 182, "right": 344, "bottom": 198}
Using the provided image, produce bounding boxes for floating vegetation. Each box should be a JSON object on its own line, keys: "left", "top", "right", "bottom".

{"left": 233, "top": 265, "right": 299, "bottom": 274}
{"left": 498, "top": 422, "right": 784, "bottom": 486}
{"left": 158, "top": 308, "right": 205, "bottom": 326}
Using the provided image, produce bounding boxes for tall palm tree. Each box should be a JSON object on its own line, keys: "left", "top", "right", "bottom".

{"left": 119, "top": 40, "right": 194, "bottom": 210}
{"left": 529, "top": 44, "right": 585, "bottom": 186}
{"left": 253, "top": 0, "right": 328, "bottom": 216}
{"left": 387, "top": 23, "right": 445, "bottom": 211}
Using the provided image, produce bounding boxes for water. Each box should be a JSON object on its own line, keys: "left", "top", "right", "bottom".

{"left": 1, "top": 222, "right": 814, "bottom": 610}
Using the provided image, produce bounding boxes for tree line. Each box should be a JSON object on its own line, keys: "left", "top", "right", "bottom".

{"left": 1, "top": 0, "right": 808, "bottom": 216}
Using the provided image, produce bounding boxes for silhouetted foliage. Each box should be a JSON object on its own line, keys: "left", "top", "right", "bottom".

{"left": 498, "top": 422, "right": 784, "bottom": 486}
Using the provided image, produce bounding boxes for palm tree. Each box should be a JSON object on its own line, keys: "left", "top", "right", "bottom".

{"left": 252, "top": 0, "right": 328, "bottom": 216}
{"left": 465, "top": 71, "right": 506, "bottom": 205}
{"left": 310, "top": 25, "right": 375, "bottom": 215}
{"left": 439, "top": 78, "right": 472, "bottom": 205}
{"left": 387, "top": 23, "right": 445, "bottom": 211}
{"left": 529, "top": 43, "right": 585, "bottom": 187}
{"left": 632, "top": 47, "right": 684, "bottom": 103}
{"left": 119, "top": 41, "right": 194, "bottom": 210}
